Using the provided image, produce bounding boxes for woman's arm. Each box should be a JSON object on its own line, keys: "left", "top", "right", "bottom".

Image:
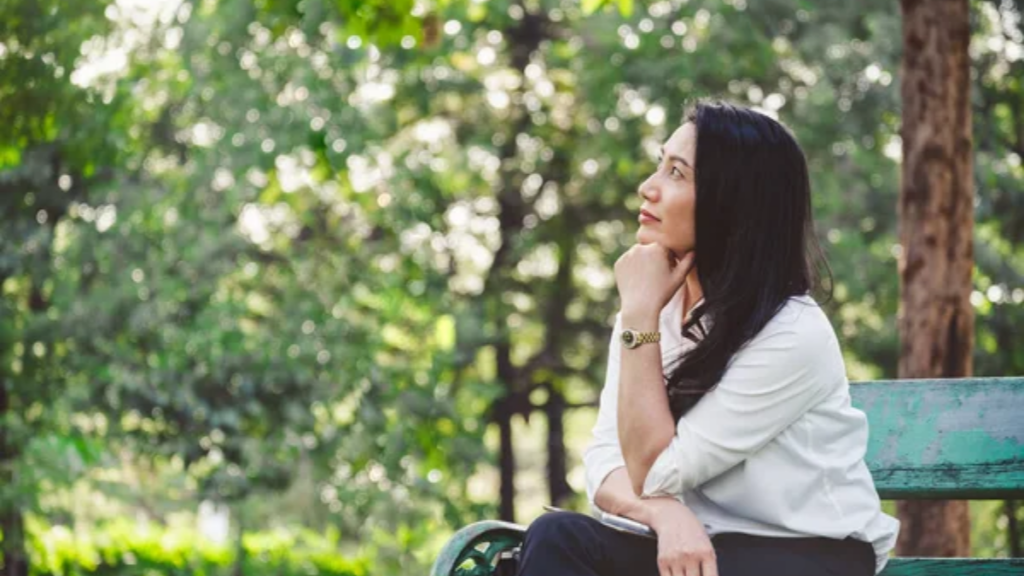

{"left": 593, "top": 467, "right": 654, "bottom": 521}
{"left": 595, "top": 467, "right": 693, "bottom": 531}
{"left": 617, "top": 309, "right": 677, "bottom": 496}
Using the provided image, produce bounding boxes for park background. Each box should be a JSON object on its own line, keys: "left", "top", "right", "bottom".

{"left": 1, "top": 0, "right": 1022, "bottom": 574}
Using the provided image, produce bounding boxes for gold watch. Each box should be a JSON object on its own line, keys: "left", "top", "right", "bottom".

{"left": 620, "top": 328, "right": 661, "bottom": 349}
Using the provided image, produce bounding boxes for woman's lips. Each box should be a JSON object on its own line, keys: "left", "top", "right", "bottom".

{"left": 639, "top": 209, "right": 660, "bottom": 223}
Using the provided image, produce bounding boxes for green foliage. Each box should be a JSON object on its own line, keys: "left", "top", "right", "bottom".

{"left": 23, "top": 516, "right": 367, "bottom": 576}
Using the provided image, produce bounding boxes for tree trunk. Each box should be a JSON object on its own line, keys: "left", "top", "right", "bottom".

{"left": 541, "top": 218, "right": 576, "bottom": 509}
{"left": 496, "top": 395, "right": 516, "bottom": 522}
{"left": 233, "top": 505, "right": 245, "bottom": 576}
{"left": 896, "top": 0, "right": 974, "bottom": 558}
{"left": 545, "top": 386, "right": 571, "bottom": 507}
{"left": 0, "top": 406, "right": 29, "bottom": 576}
{"left": 1007, "top": 500, "right": 1022, "bottom": 557}
{"left": 0, "top": 510, "right": 28, "bottom": 576}
{"left": 0, "top": 391, "right": 27, "bottom": 576}
{"left": 1, "top": 268, "right": 28, "bottom": 576}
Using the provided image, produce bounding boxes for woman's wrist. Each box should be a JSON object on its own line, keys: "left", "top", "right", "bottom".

{"left": 637, "top": 496, "right": 688, "bottom": 530}
{"left": 620, "top": 308, "right": 660, "bottom": 330}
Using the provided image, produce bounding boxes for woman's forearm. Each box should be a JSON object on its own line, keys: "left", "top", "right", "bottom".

{"left": 594, "top": 467, "right": 644, "bottom": 518}
{"left": 617, "top": 309, "right": 677, "bottom": 496}
{"left": 594, "top": 467, "right": 683, "bottom": 528}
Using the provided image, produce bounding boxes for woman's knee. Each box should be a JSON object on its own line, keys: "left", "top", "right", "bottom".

{"left": 518, "top": 511, "right": 603, "bottom": 572}
{"left": 519, "top": 511, "right": 661, "bottom": 576}
{"left": 522, "top": 510, "right": 608, "bottom": 557}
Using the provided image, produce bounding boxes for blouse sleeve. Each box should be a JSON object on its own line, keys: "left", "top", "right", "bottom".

{"left": 640, "top": 307, "right": 844, "bottom": 499}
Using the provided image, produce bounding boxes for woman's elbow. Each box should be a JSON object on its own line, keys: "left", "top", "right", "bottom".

{"left": 624, "top": 457, "right": 653, "bottom": 497}
{"left": 624, "top": 439, "right": 672, "bottom": 493}
{"left": 630, "top": 475, "right": 645, "bottom": 497}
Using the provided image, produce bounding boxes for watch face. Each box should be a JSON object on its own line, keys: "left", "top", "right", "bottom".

{"left": 621, "top": 330, "right": 636, "bottom": 347}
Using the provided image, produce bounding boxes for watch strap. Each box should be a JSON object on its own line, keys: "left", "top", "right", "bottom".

{"left": 633, "top": 330, "right": 660, "bottom": 345}
{"left": 622, "top": 328, "right": 661, "bottom": 348}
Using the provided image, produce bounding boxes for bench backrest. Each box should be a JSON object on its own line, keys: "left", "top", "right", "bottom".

{"left": 851, "top": 377, "right": 1024, "bottom": 500}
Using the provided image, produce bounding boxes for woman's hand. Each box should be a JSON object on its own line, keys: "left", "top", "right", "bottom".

{"left": 614, "top": 245, "right": 695, "bottom": 320}
{"left": 645, "top": 497, "right": 718, "bottom": 576}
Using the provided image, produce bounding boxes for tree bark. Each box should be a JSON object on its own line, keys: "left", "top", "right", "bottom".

{"left": 545, "top": 386, "right": 571, "bottom": 507}
{"left": 233, "top": 505, "right": 246, "bottom": 576}
{"left": 0, "top": 366, "right": 28, "bottom": 576}
{"left": 1007, "top": 500, "right": 1022, "bottom": 557}
{"left": 541, "top": 218, "right": 576, "bottom": 509}
{"left": 896, "top": 0, "right": 974, "bottom": 558}
{"left": 0, "top": 511, "right": 28, "bottom": 576}
{"left": 495, "top": 392, "right": 517, "bottom": 522}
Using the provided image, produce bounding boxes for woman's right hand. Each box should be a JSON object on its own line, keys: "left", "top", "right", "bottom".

{"left": 644, "top": 497, "right": 718, "bottom": 576}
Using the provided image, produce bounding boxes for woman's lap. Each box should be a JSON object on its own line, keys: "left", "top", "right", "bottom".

{"left": 712, "top": 532, "right": 875, "bottom": 576}
{"left": 515, "top": 511, "right": 660, "bottom": 576}
{"left": 516, "top": 511, "right": 875, "bottom": 576}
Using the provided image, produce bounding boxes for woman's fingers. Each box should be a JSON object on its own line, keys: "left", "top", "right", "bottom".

{"left": 659, "top": 554, "right": 708, "bottom": 576}
{"left": 656, "top": 557, "right": 670, "bottom": 576}
{"left": 700, "top": 553, "right": 716, "bottom": 576}
{"left": 702, "top": 556, "right": 719, "bottom": 576}
{"left": 658, "top": 556, "right": 685, "bottom": 576}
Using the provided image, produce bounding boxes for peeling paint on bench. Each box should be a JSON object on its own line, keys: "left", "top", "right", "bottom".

{"left": 852, "top": 378, "right": 1024, "bottom": 499}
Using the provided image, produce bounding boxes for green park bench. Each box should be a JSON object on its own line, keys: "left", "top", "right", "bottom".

{"left": 430, "top": 377, "right": 1024, "bottom": 576}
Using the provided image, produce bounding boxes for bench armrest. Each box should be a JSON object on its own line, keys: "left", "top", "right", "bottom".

{"left": 430, "top": 520, "right": 526, "bottom": 576}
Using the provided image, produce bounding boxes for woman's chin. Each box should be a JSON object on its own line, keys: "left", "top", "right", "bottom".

{"left": 636, "top": 229, "right": 657, "bottom": 245}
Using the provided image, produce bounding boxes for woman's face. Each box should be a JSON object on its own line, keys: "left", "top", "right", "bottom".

{"left": 636, "top": 122, "right": 697, "bottom": 257}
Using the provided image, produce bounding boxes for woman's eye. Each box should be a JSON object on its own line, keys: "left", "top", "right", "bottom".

{"left": 671, "top": 167, "right": 684, "bottom": 179}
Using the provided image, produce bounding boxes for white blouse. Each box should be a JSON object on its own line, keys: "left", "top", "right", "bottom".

{"left": 582, "top": 289, "right": 900, "bottom": 574}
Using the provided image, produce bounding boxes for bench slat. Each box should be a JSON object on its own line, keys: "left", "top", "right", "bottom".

{"left": 852, "top": 377, "right": 1024, "bottom": 499}
{"left": 882, "top": 558, "right": 1024, "bottom": 575}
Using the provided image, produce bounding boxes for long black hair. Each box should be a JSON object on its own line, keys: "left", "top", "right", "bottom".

{"left": 665, "top": 101, "right": 834, "bottom": 422}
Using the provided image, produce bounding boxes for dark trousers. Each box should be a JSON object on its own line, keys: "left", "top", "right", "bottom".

{"left": 516, "top": 511, "right": 876, "bottom": 576}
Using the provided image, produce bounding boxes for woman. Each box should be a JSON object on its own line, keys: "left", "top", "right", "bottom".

{"left": 515, "top": 101, "right": 899, "bottom": 576}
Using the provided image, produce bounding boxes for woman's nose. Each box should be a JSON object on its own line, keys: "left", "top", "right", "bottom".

{"left": 637, "top": 176, "right": 657, "bottom": 201}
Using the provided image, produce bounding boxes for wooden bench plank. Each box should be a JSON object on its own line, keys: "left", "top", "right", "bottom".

{"left": 881, "top": 558, "right": 1024, "bottom": 575}
{"left": 852, "top": 377, "right": 1024, "bottom": 499}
